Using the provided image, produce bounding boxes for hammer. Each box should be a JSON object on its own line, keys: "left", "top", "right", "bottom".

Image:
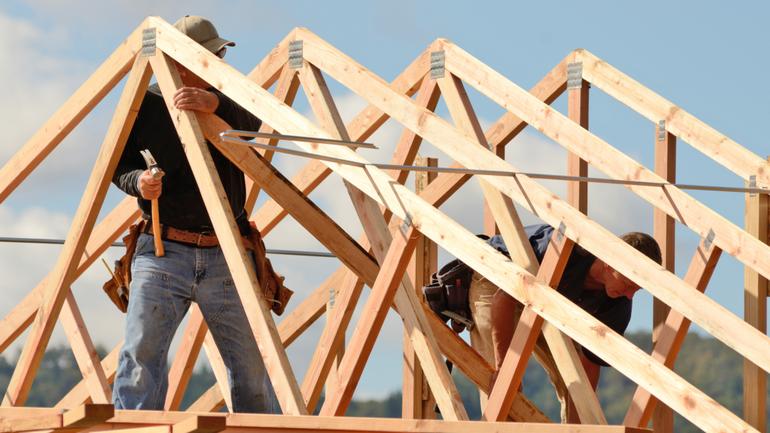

{"left": 139, "top": 149, "right": 165, "bottom": 257}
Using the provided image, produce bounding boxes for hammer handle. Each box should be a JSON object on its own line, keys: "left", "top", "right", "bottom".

{"left": 151, "top": 199, "right": 164, "bottom": 257}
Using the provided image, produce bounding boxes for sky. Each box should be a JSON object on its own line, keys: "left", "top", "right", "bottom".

{"left": 0, "top": 0, "right": 768, "bottom": 401}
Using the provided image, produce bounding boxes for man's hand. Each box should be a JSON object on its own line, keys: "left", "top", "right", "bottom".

{"left": 173, "top": 87, "right": 219, "bottom": 113}
{"left": 138, "top": 169, "right": 162, "bottom": 200}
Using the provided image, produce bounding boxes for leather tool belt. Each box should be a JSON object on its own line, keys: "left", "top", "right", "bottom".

{"left": 103, "top": 220, "right": 293, "bottom": 315}
{"left": 144, "top": 224, "right": 256, "bottom": 250}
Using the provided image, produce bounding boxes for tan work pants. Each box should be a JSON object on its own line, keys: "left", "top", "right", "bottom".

{"left": 468, "top": 271, "right": 570, "bottom": 422}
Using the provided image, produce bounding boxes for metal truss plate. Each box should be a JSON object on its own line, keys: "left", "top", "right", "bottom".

{"left": 141, "top": 28, "right": 156, "bottom": 57}
{"left": 288, "top": 40, "right": 303, "bottom": 69}
{"left": 567, "top": 62, "right": 583, "bottom": 89}
{"left": 430, "top": 50, "right": 445, "bottom": 79}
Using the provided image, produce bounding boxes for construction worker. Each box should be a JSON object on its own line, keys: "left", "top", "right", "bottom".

{"left": 469, "top": 224, "right": 661, "bottom": 422}
{"left": 111, "top": 15, "right": 278, "bottom": 412}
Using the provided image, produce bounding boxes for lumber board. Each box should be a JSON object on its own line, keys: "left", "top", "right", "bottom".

{"left": 573, "top": 49, "right": 770, "bottom": 190}
{"left": 150, "top": 51, "right": 307, "bottom": 415}
{"left": 447, "top": 42, "right": 770, "bottom": 284}
{"left": 246, "top": 30, "right": 294, "bottom": 89}
{"left": 437, "top": 40, "right": 770, "bottom": 370}
{"left": 60, "top": 292, "right": 111, "bottom": 404}
{"left": 403, "top": 156, "right": 438, "bottom": 420}
{"left": 0, "top": 407, "right": 651, "bottom": 432}
{"left": 566, "top": 74, "right": 589, "bottom": 214}
{"left": 743, "top": 175, "right": 768, "bottom": 432}
{"left": 319, "top": 227, "right": 419, "bottom": 416}
{"left": 651, "top": 118, "right": 676, "bottom": 433}
{"left": 483, "top": 234, "right": 573, "bottom": 421}
{"left": 61, "top": 404, "right": 114, "bottom": 428}
{"left": 0, "top": 23, "right": 144, "bottom": 204}
{"left": 301, "top": 269, "right": 364, "bottom": 411}
{"left": 55, "top": 342, "right": 122, "bottom": 409}
{"left": 199, "top": 114, "right": 378, "bottom": 283}
{"left": 624, "top": 237, "right": 721, "bottom": 427}
{"left": 172, "top": 416, "right": 224, "bottom": 433}
{"left": 299, "top": 63, "right": 466, "bottom": 420}
{"left": 2, "top": 56, "right": 152, "bottom": 407}
{"left": 244, "top": 66, "right": 300, "bottom": 211}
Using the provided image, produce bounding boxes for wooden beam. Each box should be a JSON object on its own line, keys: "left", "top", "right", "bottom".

{"left": 299, "top": 61, "right": 467, "bottom": 420}
{"left": 55, "top": 342, "right": 122, "bottom": 410}
{"left": 651, "top": 116, "right": 676, "bottom": 433}
{"left": 566, "top": 67, "right": 589, "bottom": 214}
{"left": 60, "top": 292, "right": 112, "bottom": 404}
{"left": 743, "top": 163, "right": 768, "bottom": 432}
{"left": 249, "top": 44, "right": 431, "bottom": 235}
{"left": 446, "top": 42, "right": 770, "bottom": 285}
{"left": 624, "top": 236, "right": 722, "bottom": 427}
{"left": 246, "top": 30, "right": 294, "bottom": 89}
{"left": 0, "top": 407, "right": 651, "bottom": 433}
{"left": 301, "top": 270, "right": 364, "bottom": 412}
{"left": 436, "top": 73, "right": 539, "bottom": 275}
{"left": 201, "top": 331, "right": 234, "bottom": 412}
{"left": 245, "top": 66, "right": 300, "bottom": 211}
{"left": 403, "top": 156, "right": 438, "bottom": 420}
{"left": 573, "top": 49, "right": 770, "bottom": 190}
{"left": 483, "top": 233, "right": 573, "bottom": 421}
{"left": 318, "top": 226, "right": 419, "bottom": 416}
{"left": 61, "top": 404, "right": 114, "bottom": 429}
{"left": 2, "top": 55, "right": 152, "bottom": 407}
{"left": 199, "top": 114, "right": 378, "bottom": 282}
{"left": 149, "top": 51, "right": 307, "bottom": 415}
{"left": 0, "top": 23, "right": 144, "bottom": 204}
{"left": 172, "top": 416, "right": 224, "bottom": 433}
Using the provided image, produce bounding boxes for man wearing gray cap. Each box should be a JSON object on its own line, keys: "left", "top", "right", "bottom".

{"left": 111, "top": 15, "right": 278, "bottom": 413}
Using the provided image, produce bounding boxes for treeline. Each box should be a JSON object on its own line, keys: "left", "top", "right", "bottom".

{"left": 0, "top": 331, "right": 766, "bottom": 432}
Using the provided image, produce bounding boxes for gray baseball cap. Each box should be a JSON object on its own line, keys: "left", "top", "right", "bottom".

{"left": 173, "top": 15, "right": 235, "bottom": 54}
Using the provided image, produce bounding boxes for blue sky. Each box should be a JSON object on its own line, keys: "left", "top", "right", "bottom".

{"left": 0, "top": 0, "right": 768, "bottom": 400}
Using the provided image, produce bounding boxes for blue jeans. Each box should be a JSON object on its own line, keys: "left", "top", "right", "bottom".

{"left": 112, "top": 233, "right": 278, "bottom": 413}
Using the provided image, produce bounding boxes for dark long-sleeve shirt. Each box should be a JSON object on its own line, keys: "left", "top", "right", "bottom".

{"left": 487, "top": 224, "right": 631, "bottom": 366}
{"left": 113, "top": 84, "right": 261, "bottom": 233}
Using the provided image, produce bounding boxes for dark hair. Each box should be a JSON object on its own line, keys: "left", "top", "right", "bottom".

{"left": 620, "top": 232, "right": 662, "bottom": 265}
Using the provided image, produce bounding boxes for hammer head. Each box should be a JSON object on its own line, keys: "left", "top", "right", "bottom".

{"left": 139, "top": 149, "right": 164, "bottom": 179}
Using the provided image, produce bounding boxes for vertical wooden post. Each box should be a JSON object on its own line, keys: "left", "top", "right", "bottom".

{"left": 652, "top": 120, "right": 676, "bottom": 433}
{"left": 744, "top": 157, "right": 768, "bottom": 432}
{"left": 403, "top": 156, "right": 438, "bottom": 419}
{"left": 563, "top": 61, "right": 589, "bottom": 421}
{"left": 566, "top": 62, "right": 589, "bottom": 214}
{"left": 483, "top": 145, "right": 505, "bottom": 234}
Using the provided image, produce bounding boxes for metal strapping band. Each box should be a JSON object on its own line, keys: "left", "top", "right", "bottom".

{"left": 749, "top": 175, "right": 757, "bottom": 197}
{"left": 430, "top": 51, "right": 445, "bottom": 79}
{"left": 141, "top": 28, "right": 156, "bottom": 57}
{"left": 704, "top": 229, "right": 716, "bottom": 251}
{"left": 288, "top": 40, "right": 303, "bottom": 69}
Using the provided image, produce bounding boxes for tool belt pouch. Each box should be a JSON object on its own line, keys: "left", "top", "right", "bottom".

{"left": 101, "top": 221, "right": 143, "bottom": 313}
{"left": 248, "top": 222, "right": 293, "bottom": 315}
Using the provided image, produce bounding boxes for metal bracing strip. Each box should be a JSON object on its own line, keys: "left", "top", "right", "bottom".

{"left": 220, "top": 133, "right": 770, "bottom": 195}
